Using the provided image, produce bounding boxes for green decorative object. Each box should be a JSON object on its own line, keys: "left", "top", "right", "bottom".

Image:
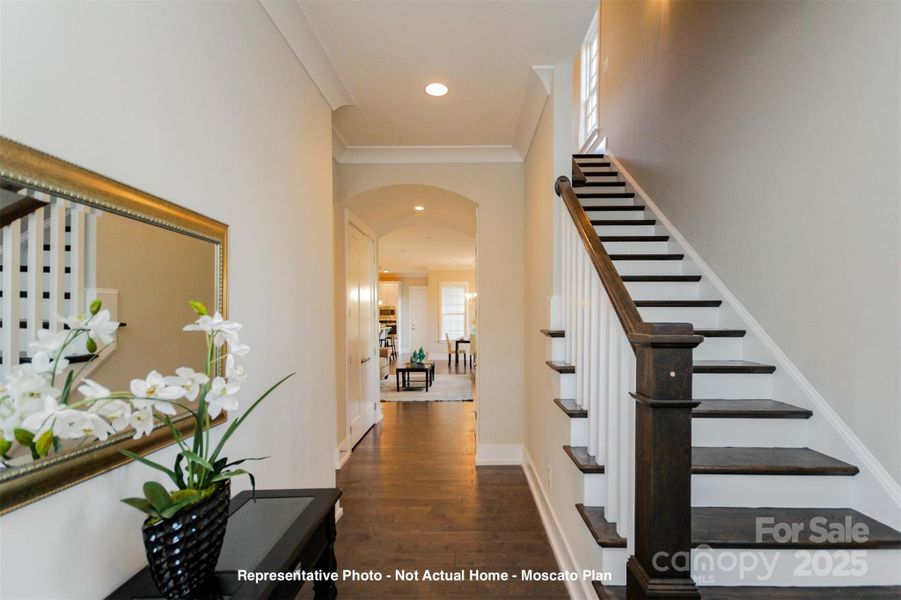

{"left": 411, "top": 347, "right": 426, "bottom": 364}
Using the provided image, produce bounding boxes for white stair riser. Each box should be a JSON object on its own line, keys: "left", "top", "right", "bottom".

{"left": 614, "top": 260, "right": 685, "bottom": 275}
{"left": 694, "top": 373, "right": 774, "bottom": 398}
{"left": 550, "top": 337, "right": 566, "bottom": 361}
{"left": 578, "top": 186, "right": 629, "bottom": 197}
{"left": 602, "top": 241, "right": 672, "bottom": 254}
{"left": 584, "top": 472, "right": 608, "bottom": 506}
{"left": 598, "top": 547, "right": 629, "bottom": 586}
{"left": 594, "top": 224, "right": 658, "bottom": 236}
{"left": 587, "top": 210, "right": 649, "bottom": 221}
{"left": 584, "top": 174, "right": 620, "bottom": 183}
{"left": 559, "top": 372, "right": 575, "bottom": 398}
{"left": 624, "top": 280, "right": 701, "bottom": 300}
{"left": 693, "top": 474, "right": 852, "bottom": 508}
{"left": 692, "top": 549, "right": 901, "bottom": 587}
{"left": 575, "top": 158, "right": 611, "bottom": 165}
{"left": 637, "top": 305, "right": 720, "bottom": 327}
{"left": 693, "top": 418, "right": 804, "bottom": 447}
{"left": 694, "top": 336, "right": 744, "bottom": 360}
{"left": 570, "top": 416, "right": 588, "bottom": 447}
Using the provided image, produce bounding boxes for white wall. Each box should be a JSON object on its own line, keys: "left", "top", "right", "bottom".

{"left": 336, "top": 162, "right": 525, "bottom": 460}
{"left": 0, "top": 2, "right": 337, "bottom": 597}
{"left": 598, "top": 0, "right": 901, "bottom": 483}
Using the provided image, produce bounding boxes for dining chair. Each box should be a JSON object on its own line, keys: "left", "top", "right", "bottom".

{"left": 445, "top": 333, "right": 466, "bottom": 367}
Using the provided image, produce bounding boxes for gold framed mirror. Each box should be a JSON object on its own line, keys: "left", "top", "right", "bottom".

{"left": 0, "top": 137, "right": 228, "bottom": 514}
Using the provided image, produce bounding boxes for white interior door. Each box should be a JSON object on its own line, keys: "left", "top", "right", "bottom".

{"left": 347, "top": 223, "right": 377, "bottom": 448}
{"left": 408, "top": 286, "right": 428, "bottom": 356}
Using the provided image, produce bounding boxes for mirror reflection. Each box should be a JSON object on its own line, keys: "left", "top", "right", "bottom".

{"left": 1, "top": 181, "right": 217, "bottom": 471}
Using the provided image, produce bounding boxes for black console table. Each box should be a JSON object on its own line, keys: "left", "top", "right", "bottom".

{"left": 107, "top": 488, "right": 342, "bottom": 600}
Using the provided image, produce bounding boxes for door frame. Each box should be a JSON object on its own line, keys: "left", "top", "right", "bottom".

{"left": 342, "top": 210, "right": 380, "bottom": 464}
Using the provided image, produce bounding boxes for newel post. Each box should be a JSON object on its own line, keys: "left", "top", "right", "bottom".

{"left": 626, "top": 323, "right": 703, "bottom": 599}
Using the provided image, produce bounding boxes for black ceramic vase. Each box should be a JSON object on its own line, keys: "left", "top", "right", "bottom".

{"left": 142, "top": 480, "right": 230, "bottom": 599}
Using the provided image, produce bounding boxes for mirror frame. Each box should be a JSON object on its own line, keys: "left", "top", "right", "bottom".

{"left": 0, "top": 137, "right": 228, "bottom": 515}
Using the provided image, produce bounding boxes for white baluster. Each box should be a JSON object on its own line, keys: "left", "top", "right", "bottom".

{"left": 26, "top": 206, "right": 45, "bottom": 346}
{"left": 624, "top": 341, "right": 637, "bottom": 549}
{"left": 69, "top": 204, "right": 86, "bottom": 315}
{"left": 574, "top": 248, "right": 584, "bottom": 406}
{"left": 48, "top": 199, "right": 67, "bottom": 330}
{"left": 588, "top": 273, "right": 601, "bottom": 458}
{"left": 2, "top": 224, "right": 21, "bottom": 375}
{"left": 604, "top": 295, "right": 620, "bottom": 523}
{"left": 617, "top": 330, "right": 633, "bottom": 539}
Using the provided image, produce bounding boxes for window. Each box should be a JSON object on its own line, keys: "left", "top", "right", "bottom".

{"left": 440, "top": 282, "right": 468, "bottom": 340}
{"left": 579, "top": 11, "right": 600, "bottom": 148}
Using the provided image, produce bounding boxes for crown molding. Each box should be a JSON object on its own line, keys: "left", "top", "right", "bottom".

{"left": 259, "top": 0, "right": 354, "bottom": 110}
{"left": 337, "top": 145, "right": 523, "bottom": 164}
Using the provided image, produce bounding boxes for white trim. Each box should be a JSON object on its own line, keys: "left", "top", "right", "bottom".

{"left": 475, "top": 443, "right": 522, "bottom": 465}
{"left": 337, "top": 145, "right": 523, "bottom": 164}
{"left": 607, "top": 152, "right": 901, "bottom": 515}
{"left": 335, "top": 501, "right": 344, "bottom": 523}
{"left": 258, "top": 0, "right": 354, "bottom": 110}
{"left": 335, "top": 433, "right": 352, "bottom": 470}
{"left": 523, "top": 448, "right": 591, "bottom": 600}
{"left": 332, "top": 127, "right": 348, "bottom": 162}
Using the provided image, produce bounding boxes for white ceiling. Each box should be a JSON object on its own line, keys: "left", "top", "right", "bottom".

{"left": 342, "top": 184, "right": 476, "bottom": 237}
{"left": 300, "top": 0, "right": 597, "bottom": 147}
{"left": 378, "top": 225, "right": 475, "bottom": 275}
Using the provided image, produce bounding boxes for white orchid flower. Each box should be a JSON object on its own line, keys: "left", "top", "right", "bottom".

{"left": 225, "top": 355, "right": 247, "bottom": 384}
{"left": 29, "top": 351, "right": 69, "bottom": 374}
{"left": 184, "top": 312, "right": 242, "bottom": 347}
{"left": 85, "top": 310, "right": 119, "bottom": 345}
{"left": 204, "top": 376, "right": 240, "bottom": 419}
{"left": 61, "top": 412, "right": 114, "bottom": 441}
{"left": 28, "top": 329, "right": 68, "bottom": 355}
{"left": 6, "top": 368, "right": 56, "bottom": 403}
{"left": 164, "top": 367, "right": 209, "bottom": 402}
{"left": 90, "top": 399, "right": 132, "bottom": 432}
{"left": 228, "top": 342, "right": 250, "bottom": 357}
{"left": 130, "top": 370, "right": 185, "bottom": 415}
{"left": 78, "top": 379, "right": 110, "bottom": 401}
{"left": 129, "top": 408, "right": 155, "bottom": 439}
{"left": 21, "top": 396, "right": 80, "bottom": 437}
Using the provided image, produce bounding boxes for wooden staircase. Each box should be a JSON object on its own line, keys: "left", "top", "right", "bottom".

{"left": 540, "top": 155, "right": 901, "bottom": 598}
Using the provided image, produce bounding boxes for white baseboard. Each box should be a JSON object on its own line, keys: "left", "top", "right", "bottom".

{"left": 608, "top": 153, "right": 901, "bottom": 518}
{"left": 335, "top": 500, "right": 344, "bottom": 523}
{"left": 475, "top": 443, "right": 523, "bottom": 465}
{"left": 335, "top": 435, "right": 352, "bottom": 470}
{"left": 522, "top": 448, "right": 592, "bottom": 600}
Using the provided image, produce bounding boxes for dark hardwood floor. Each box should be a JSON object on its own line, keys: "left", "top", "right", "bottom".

{"left": 300, "top": 402, "right": 566, "bottom": 599}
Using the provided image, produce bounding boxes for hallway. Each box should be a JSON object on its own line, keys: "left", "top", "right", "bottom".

{"left": 311, "top": 402, "right": 566, "bottom": 599}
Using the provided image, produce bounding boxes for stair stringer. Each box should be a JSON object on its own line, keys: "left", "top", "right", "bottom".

{"left": 606, "top": 153, "right": 901, "bottom": 531}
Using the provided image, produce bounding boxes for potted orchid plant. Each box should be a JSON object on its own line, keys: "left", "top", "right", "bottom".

{"left": 0, "top": 300, "right": 293, "bottom": 599}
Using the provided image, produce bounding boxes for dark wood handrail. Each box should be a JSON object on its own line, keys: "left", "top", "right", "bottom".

{"left": 0, "top": 194, "right": 47, "bottom": 228}
{"left": 555, "top": 165, "right": 703, "bottom": 598}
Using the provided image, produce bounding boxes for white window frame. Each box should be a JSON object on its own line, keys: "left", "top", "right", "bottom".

{"left": 439, "top": 281, "right": 469, "bottom": 341}
{"left": 579, "top": 10, "right": 601, "bottom": 150}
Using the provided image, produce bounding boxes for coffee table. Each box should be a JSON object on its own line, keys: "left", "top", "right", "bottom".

{"left": 396, "top": 361, "right": 436, "bottom": 391}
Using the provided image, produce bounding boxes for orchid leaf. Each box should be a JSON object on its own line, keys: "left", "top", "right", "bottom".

{"left": 211, "top": 469, "right": 256, "bottom": 500}
{"left": 120, "top": 449, "right": 179, "bottom": 486}
{"left": 60, "top": 370, "right": 75, "bottom": 405}
{"left": 121, "top": 497, "right": 158, "bottom": 517}
{"left": 143, "top": 481, "right": 173, "bottom": 512}
{"left": 173, "top": 453, "right": 187, "bottom": 490}
{"left": 181, "top": 450, "right": 213, "bottom": 472}
{"left": 160, "top": 493, "right": 202, "bottom": 519}
{"left": 210, "top": 373, "right": 295, "bottom": 463}
{"left": 224, "top": 456, "right": 268, "bottom": 469}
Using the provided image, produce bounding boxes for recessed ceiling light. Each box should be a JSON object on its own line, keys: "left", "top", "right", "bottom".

{"left": 425, "top": 83, "right": 448, "bottom": 97}
{"left": 414, "top": 205, "right": 425, "bottom": 211}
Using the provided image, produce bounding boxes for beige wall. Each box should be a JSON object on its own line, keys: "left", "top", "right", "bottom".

{"left": 379, "top": 274, "right": 428, "bottom": 353}
{"left": 0, "top": 2, "right": 336, "bottom": 597}
{"left": 93, "top": 212, "right": 214, "bottom": 391}
{"left": 598, "top": 0, "right": 901, "bottom": 482}
{"left": 336, "top": 162, "right": 525, "bottom": 456}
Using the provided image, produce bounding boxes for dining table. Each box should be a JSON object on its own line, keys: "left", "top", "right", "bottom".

{"left": 455, "top": 337, "right": 470, "bottom": 365}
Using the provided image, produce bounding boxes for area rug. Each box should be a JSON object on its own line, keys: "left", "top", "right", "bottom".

{"left": 381, "top": 373, "right": 473, "bottom": 402}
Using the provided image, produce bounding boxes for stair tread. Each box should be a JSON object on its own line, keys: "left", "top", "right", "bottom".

{"left": 600, "top": 235, "right": 669, "bottom": 242}
{"left": 582, "top": 205, "right": 645, "bottom": 211}
{"left": 574, "top": 183, "right": 626, "bottom": 190}
{"left": 692, "top": 447, "right": 859, "bottom": 475}
{"left": 694, "top": 399, "right": 812, "bottom": 419}
{"left": 539, "top": 328, "right": 565, "bottom": 338}
{"left": 610, "top": 253, "right": 684, "bottom": 261}
{"left": 693, "top": 506, "right": 901, "bottom": 549}
{"left": 595, "top": 583, "right": 901, "bottom": 600}
{"left": 573, "top": 153, "right": 606, "bottom": 159}
{"left": 545, "top": 360, "right": 575, "bottom": 374}
{"left": 696, "top": 328, "right": 746, "bottom": 337}
{"left": 621, "top": 274, "right": 702, "bottom": 282}
{"left": 580, "top": 192, "right": 634, "bottom": 198}
{"left": 592, "top": 219, "right": 656, "bottom": 226}
{"left": 636, "top": 299, "right": 721, "bottom": 307}
{"left": 553, "top": 398, "right": 586, "bottom": 418}
{"left": 576, "top": 504, "right": 627, "bottom": 547}
{"left": 694, "top": 360, "right": 776, "bottom": 374}
{"left": 563, "top": 445, "right": 604, "bottom": 473}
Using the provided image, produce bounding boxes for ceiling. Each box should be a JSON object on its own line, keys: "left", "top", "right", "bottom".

{"left": 378, "top": 225, "right": 475, "bottom": 275}
{"left": 341, "top": 184, "right": 476, "bottom": 237}
{"left": 300, "top": 0, "right": 597, "bottom": 147}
